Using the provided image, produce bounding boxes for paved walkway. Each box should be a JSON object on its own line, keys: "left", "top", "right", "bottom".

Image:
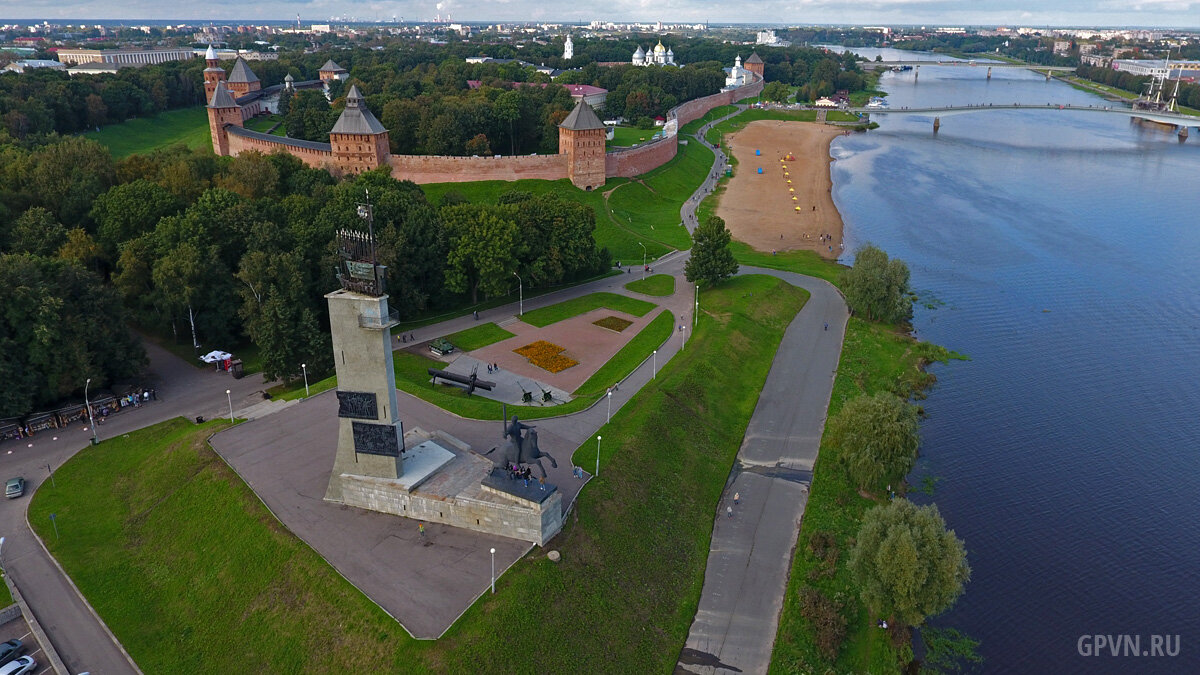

{"left": 0, "top": 340, "right": 270, "bottom": 675}
{"left": 681, "top": 105, "right": 744, "bottom": 232}
{"left": 678, "top": 269, "right": 847, "bottom": 674}
{"left": 208, "top": 253, "right": 698, "bottom": 639}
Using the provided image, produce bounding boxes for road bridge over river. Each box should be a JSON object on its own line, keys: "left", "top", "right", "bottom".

{"left": 853, "top": 103, "right": 1199, "bottom": 136}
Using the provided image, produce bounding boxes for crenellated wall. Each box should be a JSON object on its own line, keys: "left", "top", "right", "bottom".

{"left": 387, "top": 153, "right": 569, "bottom": 184}
{"left": 226, "top": 130, "right": 333, "bottom": 169}
{"left": 605, "top": 134, "right": 678, "bottom": 177}
{"left": 673, "top": 77, "right": 765, "bottom": 128}
{"left": 213, "top": 75, "right": 763, "bottom": 184}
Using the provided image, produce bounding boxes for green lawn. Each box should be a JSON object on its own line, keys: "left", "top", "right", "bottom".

{"left": 678, "top": 104, "right": 740, "bottom": 136}
{"left": 443, "top": 322, "right": 515, "bottom": 351}
{"left": 605, "top": 137, "right": 713, "bottom": 252}
{"left": 243, "top": 114, "right": 287, "bottom": 136}
{"left": 266, "top": 373, "right": 336, "bottom": 401}
{"left": 435, "top": 274, "right": 808, "bottom": 673}
{"left": 418, "top": 177, "right": 667, "bottom": 264}
{"left": 0, "top": 578, "right": 12, "bottom": 608}
{"left": 28, "top": 274, "right": 805, "bottom": 674}
{"left": 520, "top": 292, "right": 655, "bottom": 328}
{"left": 573, "top": 309, "right": 674, "bottom": 396}
{"left": 84, "top": 107, "right": 211, "bottom": 159}
{"left": 732, "top": 242, "right": 847, "bottom": 286}
{"left": 624, "top": 273, "right": 675, "bottom": 297}
{"left": 607, "top": 126, "right": 659, "bottom": 148}
{"left": 28, "top": 418, "right": 415, "bottom": 673}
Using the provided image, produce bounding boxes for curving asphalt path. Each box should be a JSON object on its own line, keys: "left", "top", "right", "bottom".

{"left": 681, "top": 105, "right": 745, "bottom": 234}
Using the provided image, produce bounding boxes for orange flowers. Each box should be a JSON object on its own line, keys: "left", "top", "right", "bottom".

{"left": 514, "top": 341, "right": 579, "bottom": 373}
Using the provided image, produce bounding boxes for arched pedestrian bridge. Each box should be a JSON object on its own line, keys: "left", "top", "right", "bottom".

{"left": 852, "top": 103, "right": 1199, "bottom": 136}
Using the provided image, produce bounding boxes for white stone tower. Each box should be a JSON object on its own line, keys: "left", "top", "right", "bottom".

{"left": 563, "top": 34, "right": 574, "bottom": 60}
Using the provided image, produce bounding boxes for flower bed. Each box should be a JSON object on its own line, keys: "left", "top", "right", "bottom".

{"left": 513, "top": 341, "right": 579, "bottom": 373}
{"left": 593, "top": 316, "right": 634, "bottom": 332}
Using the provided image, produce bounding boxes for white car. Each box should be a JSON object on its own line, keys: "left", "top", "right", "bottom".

{"left": 0, "top": 656, "right": 35, "bottom": 675}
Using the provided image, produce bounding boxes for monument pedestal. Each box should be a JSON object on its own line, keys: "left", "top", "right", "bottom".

{"left": 336, "top": 428, "right": 564, "bottom": 546}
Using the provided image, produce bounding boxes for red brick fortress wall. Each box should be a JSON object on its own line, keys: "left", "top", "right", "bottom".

{"left": 605, "top": 135, "right": 678, "bottom": 178}
{"left": 673, "top": 76, "right": 765, "bottom": 128}
{"left": 386, "top": 153, "right": 569, "bottom": 184}
{"left": 226, "top": 133, "right": 333, "bottom": 168}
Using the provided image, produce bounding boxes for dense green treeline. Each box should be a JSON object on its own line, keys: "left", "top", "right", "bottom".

{"left": 0, "top": 136, "right": 608, "bottom": 418}
{"left": 1077, "top": 64, "right": 1200, "bottom": 109}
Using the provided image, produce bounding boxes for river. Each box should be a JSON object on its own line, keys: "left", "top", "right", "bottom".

{"left": 825, "top": 47, "right": 1200, "bottom": 672}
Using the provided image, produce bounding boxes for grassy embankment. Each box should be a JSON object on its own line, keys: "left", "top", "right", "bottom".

{"left": 442, "top": 322, "right": 515, "bottom": 351}
{"left": 0, "top": 579, "right": 12, "bottom": 607}
{"left": 625, "top": 273, "right": 675, "bottom": 296}
{"left": 84, "top": 106, "right": 211, "bottom": 158}
{"left": 28, "top": 274, "right": 804, "bottom": 673}
{"left": 420, "top": 135, "right": 712, "bottom": 265}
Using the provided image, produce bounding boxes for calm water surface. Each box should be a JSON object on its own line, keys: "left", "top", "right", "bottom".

{"left": 827, "top": 48, "right": 1200, "bottom": 673}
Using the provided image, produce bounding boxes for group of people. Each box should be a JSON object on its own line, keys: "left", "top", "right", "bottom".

{"left": 399, "top": 332, "right": 417, "bottom": 343}
{"left": 487, "top": 363, "right": 501, "bottom": 374}
{"left": 506, "top": 463, "right": 546, "bottom": 490}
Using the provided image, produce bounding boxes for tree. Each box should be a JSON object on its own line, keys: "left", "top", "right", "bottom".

{"left": 441, "top": 204, "right": 519, "bottom": 303}
{"left": 840, "top": 244, "right": 912, "bottom": 324}
{"left": 0, "top": 254, "right": 145, "bottom": 417}
{"left": 829, "top": 392, "right": 920, "bottom": 490}
{"left": 685, "top": 215, "right": 738, "bottom": 286}
{"left": 762, "top": 81, "right": 792, "bottom": 102}
{"left": 90, "top": 179, "right": 180, "bottom": 257}
{"left": 8, "top": 207, "right": 66, "bottom": 256}
{"left": 848, "top": 499, "right": 970, "bottom": 627}
{"left": 464, "top": 133, "right": 492, "bottom": 156}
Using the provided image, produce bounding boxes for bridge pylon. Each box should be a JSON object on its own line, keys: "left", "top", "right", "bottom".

{"left": 987, "top": 67, "right": 992, "bottom": 80}
{"left": 933, "top": 117, "right": 940, "bottom": 133}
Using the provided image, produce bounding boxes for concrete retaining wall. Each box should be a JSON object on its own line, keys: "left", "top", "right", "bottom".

{"left": 0, "top": 603, "right": 20, "bottom": 625}
{"left": 3, "top": 572, "right": 69, "bottom": 675}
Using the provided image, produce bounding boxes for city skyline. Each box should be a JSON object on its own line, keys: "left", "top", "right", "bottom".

{"left": 4, "top": 0, "right": 1200, "bottom": 29}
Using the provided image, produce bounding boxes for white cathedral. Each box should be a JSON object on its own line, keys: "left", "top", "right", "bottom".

{"left": 632, "top": 41, "right": 678, "bottom": 67}
{"left": 563, "top": 34, "right": 574, "bottom": 60}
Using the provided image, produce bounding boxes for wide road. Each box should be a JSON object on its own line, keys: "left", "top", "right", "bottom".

{"left": 0, "top": 340, "right": 269, "bottom": 674}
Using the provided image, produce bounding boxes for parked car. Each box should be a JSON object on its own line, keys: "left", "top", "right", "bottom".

{"left": 0, "top": 640, "right": 22, "bottom": 666}
{"left": 4, "top": 477, "right": 24, "bottom": 499}
{"left": 0, "top": 655, "right": 35, "bottom": 675}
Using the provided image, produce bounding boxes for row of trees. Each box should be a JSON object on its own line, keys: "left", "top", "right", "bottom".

{"left": 1078, "top": 64, "right": 1200, "bottom": 110}
{"left": 0, "top": 135, "right": 609, "bottom": 417}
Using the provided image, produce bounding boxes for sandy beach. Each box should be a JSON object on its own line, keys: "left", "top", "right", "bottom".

{"left": 716, "top": 120, "right": 845, "bottom": 257}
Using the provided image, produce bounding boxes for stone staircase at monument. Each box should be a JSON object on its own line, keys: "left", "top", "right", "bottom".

{"left": 235, "top": 397, "right": 302, "bottom": 421}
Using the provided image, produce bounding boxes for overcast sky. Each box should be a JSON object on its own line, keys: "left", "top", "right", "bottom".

{"left": 6, "top": 0, "right": 1200, "bottom": 29}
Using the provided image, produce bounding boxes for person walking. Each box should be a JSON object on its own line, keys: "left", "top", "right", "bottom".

{"left": 726, "top": 506, "right": 733, "bottom": 518}
{"left": 734, "top": 492, "right": 741, "bottom": 505}
{"left": 418, "top": 523, "right": 425, "bottom": 537}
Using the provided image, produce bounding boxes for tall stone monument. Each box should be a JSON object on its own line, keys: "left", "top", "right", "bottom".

{"left": 324, "top": 201, "right": 404, "bottom": 503}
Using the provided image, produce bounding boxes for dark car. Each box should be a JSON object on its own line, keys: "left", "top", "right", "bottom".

{"left": 0, "top": 641, "right": 23, "bottom": 667}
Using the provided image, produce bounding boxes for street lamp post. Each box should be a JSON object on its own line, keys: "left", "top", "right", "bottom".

{"left": 695, "top": 283, "right": 699, "bottom": 328}
{"left": 84, "top": 377, "right": 99, "bottom": 445}
{"left": 652, "top": 350, "right": 657, "bottom": 379}
{"left": 638, "top": 242, "right": 647, "bottom": 280}
{"left": 596, "top": 435, "right": 601, "bottom": 477}
{"left": 301, "top": 363, "right": 309, "bottom": 398}
{"left": 607, "top": 389, "right": 612, "bottom": 423}
{"left": 226, "top": 389, "right": 234, "bottom": 422}
{"left": 513, "top": 272, "right": 523, "bottom": 316}
{"left": 490, "top": 547, "right": 496, "bottom": 594}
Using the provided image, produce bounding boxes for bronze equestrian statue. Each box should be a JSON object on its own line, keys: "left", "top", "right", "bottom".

{"left": 488, "top": 415, "right": 558, "bottom": 479}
